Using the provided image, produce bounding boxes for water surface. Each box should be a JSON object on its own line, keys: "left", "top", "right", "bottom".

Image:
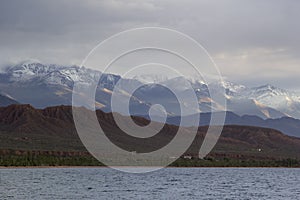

{"left": 1, "top": 167, "right": 300, "bottom": 199}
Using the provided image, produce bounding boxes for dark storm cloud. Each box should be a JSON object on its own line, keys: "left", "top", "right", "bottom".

{"left": 0, "top": 0, "right": 299, "bottom": 89}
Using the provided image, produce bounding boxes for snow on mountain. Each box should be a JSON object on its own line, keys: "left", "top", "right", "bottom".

{"left": 7, "top": 62, "right": 51, "bottom": 81}
{"left": 248, "top": 85, "right": 290, "bottom": 110}
{"left": 2, "top": 61, "right": 300, "bottom": 119}
{"left": 245, "top": 84, "right": 300, "bottom": 118}
{"left": 132, "top": 74, "right": 171, "bottom": 84}
{"left": 4, "top": 62, "right": 103, "bottom": 87}
{"left": 248, "top": 84, "right": 289, "bottom": 100}
{"left": 219, "top": 80, "right": 248, "bottom": 95}
{"left": 207, "top": 81, "right": 298, "bottom": 119}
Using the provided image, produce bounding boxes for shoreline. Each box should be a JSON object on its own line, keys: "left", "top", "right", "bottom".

{"left": 2, "top": 152, "right": 299, "bottom": 168}
{"left": 1, "top": 166, "right": 300, "bottom": 169}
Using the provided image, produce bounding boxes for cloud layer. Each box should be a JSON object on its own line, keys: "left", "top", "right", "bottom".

{"left": 0, "top": 0, "right": 300, "bottom": 89}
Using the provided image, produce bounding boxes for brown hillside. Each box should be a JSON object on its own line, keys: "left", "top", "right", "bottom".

{"left": 0, "top": 104, "right": 300, "bottom": 159}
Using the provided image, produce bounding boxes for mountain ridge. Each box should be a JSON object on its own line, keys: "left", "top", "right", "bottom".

{"left": 165, "top": 111, "right": 300, "bottom": 137}
{"left": 1, "top": 104, "right": 300, "bottom": 160}
{"left": 1, "top": 61, "right": 300, "bottom": 119}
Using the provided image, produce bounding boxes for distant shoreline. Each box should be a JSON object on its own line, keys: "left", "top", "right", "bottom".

{"left": 1, "top": 153, "right": 300, "bottom": 168}
{"left": 1, "top": 165, "right": 300, "bottom": 169}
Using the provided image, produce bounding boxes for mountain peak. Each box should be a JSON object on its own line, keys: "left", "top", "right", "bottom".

{"left": 7, "top": 62, "right": 52, "bottom": 81}
{"left": 1, "top": 61, "right": 300, "bottom": 119}
{"left": 19, "top": 59, "right": 42, "bottom": 66}
{"left": 254, "top": 84, "right": 277, "bottom": 90}
{"left": 251, "top": 84, "right": 288, "bottom": 96}
{"left": 132, "top": 74, "right": 177, "bottom": 84}
{"left": 220, "top": 80, "right": 247, "bottom": 90}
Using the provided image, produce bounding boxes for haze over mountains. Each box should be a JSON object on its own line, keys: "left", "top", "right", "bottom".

{"left": 0, "top": 93, "right": 19, "bottom": 107}
{"left": 1, "top": 61, "right": 300, "bottom": 137}
{"left": 1, "top": 61, "right": 300, "bottom": 116}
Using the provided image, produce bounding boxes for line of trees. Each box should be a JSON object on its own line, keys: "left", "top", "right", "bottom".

{"left": 1, "top": 154, "right": 299, "bottom": 167}
{"left": 0, "top": 154, "right": 103, "bottom": 167}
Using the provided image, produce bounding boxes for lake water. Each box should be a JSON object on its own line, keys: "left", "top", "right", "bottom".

{"left": 1, "top": 167, "right": 300, "bottom": 199}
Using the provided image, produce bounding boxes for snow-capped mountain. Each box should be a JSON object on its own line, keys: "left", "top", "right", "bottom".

{"left": 218, "top": 81, "right": 248, "bottom": 96}
{"left": 247, "top": 84, "right": 300, "bottom": 118}
{"left": 1, "top": 61, "right": 300, "bottom": 119}
{"left": 4, "top": 61, "right": 101, "bottom": 86}
{"left": 208, "top": 81, "right": 290, "bottom": 119}
{"left": 216, "top": 81, "right": 300, "bottom": 118}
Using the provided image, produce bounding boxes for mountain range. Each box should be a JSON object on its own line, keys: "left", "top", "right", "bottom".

{"left": 1, "top": 104, "right": 300, "bottom": 160}
{"left": 166, "top": 112, "right": 300, "bottom": 137}
{"left": 1, "top": 61, "right": 300, "bottom": 137}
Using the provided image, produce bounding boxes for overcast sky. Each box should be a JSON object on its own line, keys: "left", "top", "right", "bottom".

{"left": 0, "top": 0, "right": 300, "bottom": 89}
